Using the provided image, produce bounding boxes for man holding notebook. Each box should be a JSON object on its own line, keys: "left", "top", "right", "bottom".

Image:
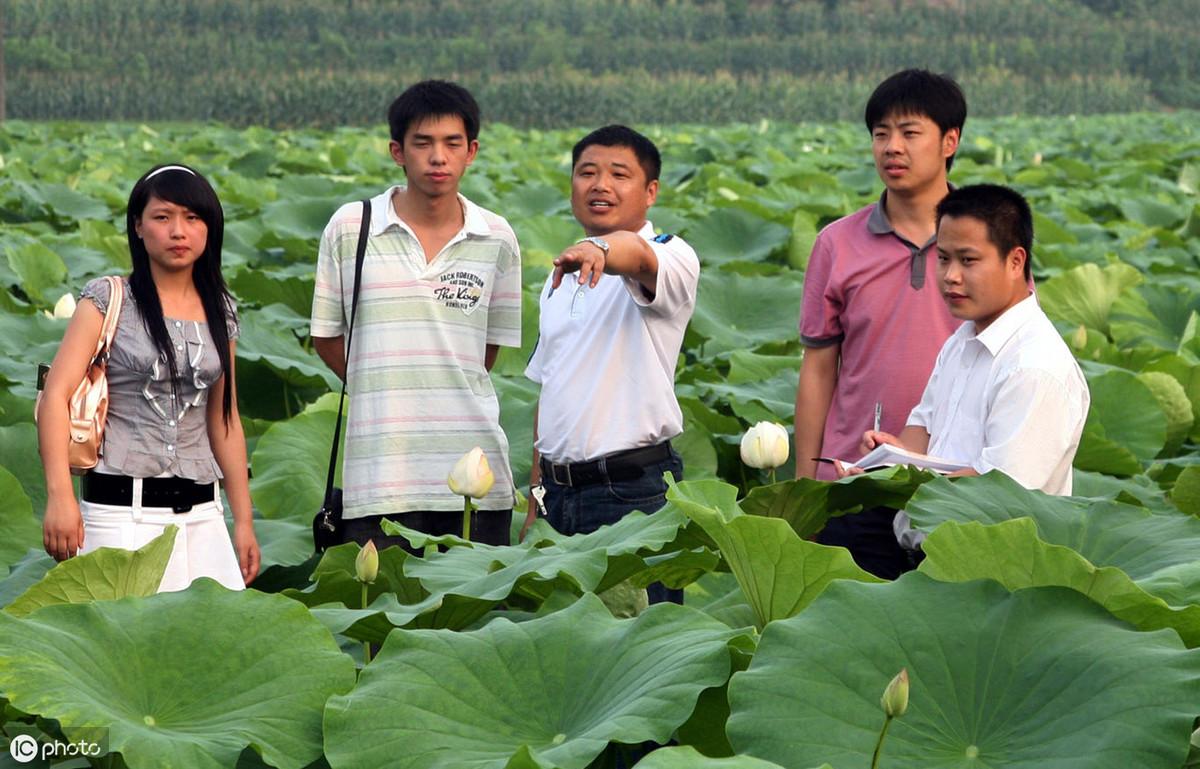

{"left": 838, "top": 184, "right": 1089, "bottom": 498}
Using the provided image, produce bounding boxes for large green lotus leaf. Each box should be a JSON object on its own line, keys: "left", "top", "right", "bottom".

{"left": 0, "top": 580, "right": 356, "bottom": 769}
{"left": 1071, "top": 468, "right": 1176, "bottom": 514}
{"left": 921, "top": 518, "right": 1200, "bottom": 646}
{"left": 228, "top": 267, "right": 315, "bottom": 317}
{"left": 258, "top": 197, "right": 336, "bottom": 242}
{"left": 496, "top": 182, "right": 570, "bottom": 218}
{"left": 681, "top": 208, "right": 790, "bottom": 266}
{"left": 286, "top": 542, "right": 486, "bottom": 639}
{"left": 684, "top": 572, "right": 757, "bottom": 630}
{"left": 0, "top": 466, "right": 40, "bottom": 572}
{"left": 906, "top": 473, "right": 1200, "bottom": 608}
{"left": 249, "top": 393, "right": 343, "bottom": 520}
{"left": 727, "top": 575, "right": 1200, "bottom": 769}
{"left": 252, "top": 517, "right": 318, "bottom": 570}
{"left": 0, "top": 550, "right": 54, "bottom": 609}
{"left": 6, "top": 241, "right": 68, "bottom": 306}
{"left": 1110, "top": 283, "right": 1200, "bottom": 351}
{"left": 687, "top": 271, "right": 802, "bottom": 357}
{"left": 1172, "top": 466, "right": 1200, "bottom": 516}
{"left": 391, "top": 503, "right": 693, "bottom": 608}
{"left": 236, "top": 309, "right": 340, "bottom": 390}
{"left": 517, "top": 216, "right": 581, "bottom": 268}
{"left": 1079, "top": 368, "right": 1167, "bottom": 464}
{"left": 1073, "top": 419, "right": 1147, "bottom": 476}
{"left": 633, "top": 747, "right": 795, "bottom": 768}
{"left": 1121, "top": 197, "right": 1186, "bottom": 229}
{"left": 739, "top": 466, "right": 935, "bottom": 539}
{"left": 0, "top": 423, "right": 46, "bottom": 517}
{"left": 697, "top": 369, "right": 798, "bottom": 423}
{"left": 323, "top": 593, "right": 735, "bottom": 769}
{"left": 667, "top": 478, "right": 880, "bottom": 628}
{"left": 1036, "top": 262, "right": 1142, "bottom": 334}
{"left": 726, "top": 351, "right": 802, "bottom": 384}
{"left": 5, "top": 527, "right": 176, "bottom": 617}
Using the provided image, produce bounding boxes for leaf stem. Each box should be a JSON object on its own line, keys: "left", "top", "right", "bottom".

{"left": 871, "top": 715, "right": 893, "bottom": 769}
{"left": 361, "top": 582, "right": 371, "bottom": 665}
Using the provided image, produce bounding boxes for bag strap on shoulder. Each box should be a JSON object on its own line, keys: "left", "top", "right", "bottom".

{"left": 322, "top": 199, "right": 372, "bottom": 507}
{"left": 93, "top": 275, "right": 125, "bottom": 362}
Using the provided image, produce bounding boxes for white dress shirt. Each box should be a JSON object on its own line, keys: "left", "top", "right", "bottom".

{"left": 907, "top": 293, "right": 1090, "bottom": 495}
{"left": 525, "top": 222, "right": 700, "bottom": 463}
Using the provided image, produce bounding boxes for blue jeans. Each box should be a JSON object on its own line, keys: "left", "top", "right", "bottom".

{"left": 542, "top": 446, "right": 684, "bottom": 605}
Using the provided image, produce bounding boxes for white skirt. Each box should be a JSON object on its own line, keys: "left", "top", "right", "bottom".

{"left": 80, "top": 480, "right": 244, "bottom": 593}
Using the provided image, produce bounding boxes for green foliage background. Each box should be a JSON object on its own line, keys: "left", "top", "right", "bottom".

{"left": 5, "top": 0, "right": 1199, "bottom": 127}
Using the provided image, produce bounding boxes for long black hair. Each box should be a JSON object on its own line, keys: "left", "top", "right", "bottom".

{"left": 125, "top": 164, "right": 236, "bottom": 425}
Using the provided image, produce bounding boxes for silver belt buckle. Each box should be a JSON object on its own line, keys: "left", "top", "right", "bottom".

{"left": 550, "top": 462, "right": 573, "bottom": 487}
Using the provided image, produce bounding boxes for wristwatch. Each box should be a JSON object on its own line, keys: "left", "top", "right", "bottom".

{"left": 576, "top": 236, "right": 610, "bottom": 256}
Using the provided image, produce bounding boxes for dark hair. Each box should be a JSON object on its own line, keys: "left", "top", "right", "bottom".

{"left": 865, "top": 69, "right": 967, "bottom": 172}
{"left": 936, "top": 184, "right": 1034, "bottom": 281}
{"left": 571, "top": 125, "right": 662, "bottom": 183}
{"left": 387, "top": 80, "right": 480, "bottom": 145}
{"left": 126, "top": 164, "right": 236, "bottom": 424}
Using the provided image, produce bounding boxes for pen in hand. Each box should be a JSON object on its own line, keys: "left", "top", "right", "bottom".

{"left": 873, "top": 401, "right": 882, "bottom": 434}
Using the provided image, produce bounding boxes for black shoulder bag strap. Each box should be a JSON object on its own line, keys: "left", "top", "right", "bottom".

{"left": 316, "top": 199, "right": 371, "bottom": 542}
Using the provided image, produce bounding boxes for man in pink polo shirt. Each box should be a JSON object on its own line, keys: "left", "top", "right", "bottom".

{"left": 794, "top": 69, "right": 966, "bottom": 579}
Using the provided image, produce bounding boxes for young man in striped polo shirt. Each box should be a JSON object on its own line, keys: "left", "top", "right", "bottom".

{"left": 310, "top": 80, "right": 522, "bottom": 550}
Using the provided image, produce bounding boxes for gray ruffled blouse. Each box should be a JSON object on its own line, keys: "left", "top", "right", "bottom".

{"left": 80, "top": 277, "right": 239, "bottom": 483}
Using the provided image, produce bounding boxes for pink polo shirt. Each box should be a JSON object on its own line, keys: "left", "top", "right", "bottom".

{"left": 800, "top": 193, "right": 959, "bottom": 479}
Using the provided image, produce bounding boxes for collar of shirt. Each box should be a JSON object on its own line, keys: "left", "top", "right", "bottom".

{"left": 866, "top": 190, "right": 937, "bottom": 289}
{"left": 636, "top": 220, "right": 656, "bottom": 240}
{"left": 370, "top": 185, "right": 490, "bottom": 239}
{"left": 965, "top": 292, "right": 1040, "bottom": 356}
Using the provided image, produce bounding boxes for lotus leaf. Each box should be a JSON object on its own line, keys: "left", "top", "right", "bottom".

{"left": 907, "top": 473, "right": 1200, "bottom": 621}
{"left": 686, "top": 271, "right": 802, "bottom": 357}
{"left": 0, "top": 550, "right": 54, "bottom": 609}
{"left": 1036, "top": 262, "right": 1141, "bottom": 335}
{"left": 323, "top": 593, "right": 735, "bottom": 769}
{"left": 249, "top": 393, "right": 343, "bottom": 520}
{"left": 668, "top": 479, "right": 881, "bottom": 628}
{"left": 633, "top": 747, "right": 795, "bottom": 768}
{"left": 0, "top": 580, "right": 357, "bottom": 769}
{"left": 5, "top": 527, "right": 175, "bottom": 617}
{"left": 727, "top": 574, "right": 1200, "bottom": 768}
{"left": 0, "top": 465, "right": 40, "bottom": 572}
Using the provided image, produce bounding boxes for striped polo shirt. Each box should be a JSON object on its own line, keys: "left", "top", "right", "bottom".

{"left": 311, "top": 187, "right": 522, "bottom": 518}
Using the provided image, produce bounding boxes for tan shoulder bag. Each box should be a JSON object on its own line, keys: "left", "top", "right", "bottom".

{"left": 36, "top": 276, "right": 125, "bottom": 474}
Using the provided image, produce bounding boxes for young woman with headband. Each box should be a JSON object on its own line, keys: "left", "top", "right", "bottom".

{"left": 38, "top": 163, "right": 259, "bottom": 590}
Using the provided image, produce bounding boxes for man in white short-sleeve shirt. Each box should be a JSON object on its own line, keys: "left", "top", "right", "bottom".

{"left": 842, "top": 184, "right": 1089, "bottom": 506}
{"left": 310, "top": 81, "right": 522, "bottom": 552}
{"left": 523, "top": 126, "right": 699, "bottom": 602}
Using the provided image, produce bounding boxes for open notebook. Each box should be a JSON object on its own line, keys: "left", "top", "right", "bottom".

{"left": 850, "top": 443, "right": 968, "bottom": 474}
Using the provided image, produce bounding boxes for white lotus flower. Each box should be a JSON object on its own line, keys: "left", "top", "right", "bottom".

{"left": 447, "top": 447, "right": 495, "bottom": 499}
{"left": 739, "top": 422, "right": 790, "bottom": 470}
{"left": 46, "top": 293, "right": 76, "bottom": 320}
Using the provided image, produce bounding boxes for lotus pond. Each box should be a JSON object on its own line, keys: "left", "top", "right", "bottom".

{"left": 1, "top": 113, "right": 1199, "bottom": 767}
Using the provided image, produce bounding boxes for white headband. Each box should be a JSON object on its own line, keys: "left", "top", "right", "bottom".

{"left": 145, "top": 165, "right": 196, "bottom": 180}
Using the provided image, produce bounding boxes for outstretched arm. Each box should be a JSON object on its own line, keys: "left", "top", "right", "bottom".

{"left": 551, "top": 231, "right": 658, "bottom": 296}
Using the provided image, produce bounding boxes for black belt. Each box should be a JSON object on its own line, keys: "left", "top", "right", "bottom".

{"left": 81, "top": 472, "right": 215, "bottom": 514}
{"left": 540, "top": 441, "right": 673, "bottom": 488}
